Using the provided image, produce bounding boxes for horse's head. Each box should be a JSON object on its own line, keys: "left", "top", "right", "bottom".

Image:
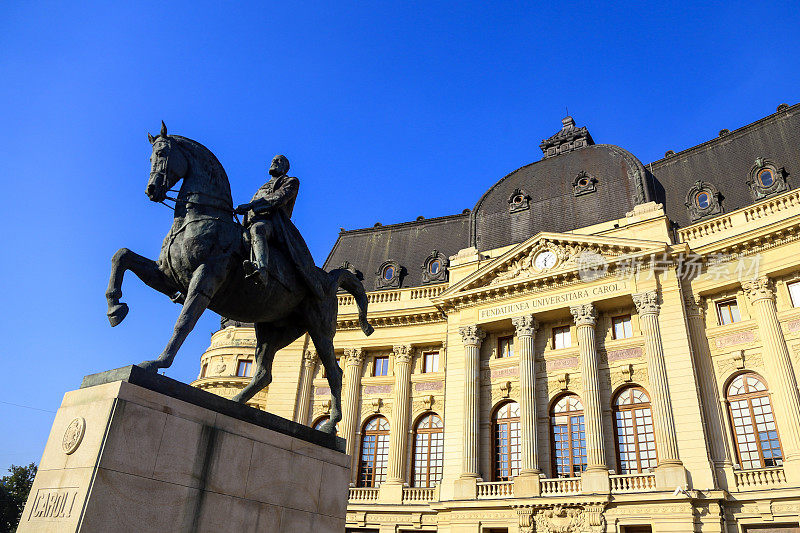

{"left": 146, "top": 121, "right": 188, "bottom": 202}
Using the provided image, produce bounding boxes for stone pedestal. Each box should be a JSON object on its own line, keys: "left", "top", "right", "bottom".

{"left": 18, "top": 366, "right": 349, "bottom": 533}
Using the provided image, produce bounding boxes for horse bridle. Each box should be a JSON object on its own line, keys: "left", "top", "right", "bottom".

{"left": 154, "top": 136, "right": 242, "bottom": 224}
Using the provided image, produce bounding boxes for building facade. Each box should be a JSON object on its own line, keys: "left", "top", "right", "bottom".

{"left": 191, "top": 104, "right": 800, "bottom": 532}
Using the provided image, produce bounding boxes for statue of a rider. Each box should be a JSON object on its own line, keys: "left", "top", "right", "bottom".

{"left": 235, "top": 155, "right": 325, "bottom": 298}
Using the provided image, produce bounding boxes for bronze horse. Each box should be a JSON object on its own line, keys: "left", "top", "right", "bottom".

{"left": 105, "top": 122, "right": 373, "bottom": 434}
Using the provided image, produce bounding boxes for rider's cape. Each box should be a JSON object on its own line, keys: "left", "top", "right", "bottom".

{"left": 269, "top": 208, "right": 327, "bottom": 299}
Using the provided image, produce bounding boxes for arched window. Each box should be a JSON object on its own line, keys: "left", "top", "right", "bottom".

{"left": 614, "top": 387, "right": 657, "bottom": 473}
{"left": 312, "top": 416, "right": 329, "bottom": 430}
{"left": 726, "top": 373, "right": 783, "bottom": 469}
{"left": 551, "top": 394, "right": 587, "bottom": 477}
{"left": 412, "top": 413, "right": 444, "bottom": 487}
{"left": 357, "top": 416, "right": 390, "bottom": 487}
{"left": 493, "top": 401, "right": 521, "bottom": 481}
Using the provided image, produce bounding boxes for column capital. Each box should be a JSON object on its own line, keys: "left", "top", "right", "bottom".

{"left": 459, "top": 325, "right": 486, "bottom": 347}
{"left": 393, "top": 344, "right": 413, "bottom": 365}
{"left": 683, "top": 293, "right": 703, "bottom": 318}
{"left": 633, "top": 290, "right": 660, "bottom": 316}
{"left": 302, "top": 349, "right": 317, "bottom": 368}
{"left": 741, "top": 276, "right": 775, "bottom": 303}
{"left": 570, "top": 303, "right": 597, "bottom": 326}
{"left": 344, "top": 347, "right": 365, "bottom": 366}
{"left": 512, "top": 315, "right": 539, "bottom": 337}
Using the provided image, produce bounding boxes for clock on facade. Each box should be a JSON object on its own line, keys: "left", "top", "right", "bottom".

{"left": 534, "top": 250, "right": 557, "bottom": 270}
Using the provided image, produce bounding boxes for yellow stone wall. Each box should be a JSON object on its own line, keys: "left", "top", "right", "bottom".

{"left": 192, "top": 193, "right": 800, "bottom": 532}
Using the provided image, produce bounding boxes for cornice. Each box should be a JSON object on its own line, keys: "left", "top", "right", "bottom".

{"left": 338, "top": 309, "right": 446, "bottom": 330}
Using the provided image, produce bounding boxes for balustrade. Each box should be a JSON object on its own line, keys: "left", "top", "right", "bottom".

{"left": 609, "top": 473, "right": 657, "bottom": 493}
{"left": 476, "top": 481, "right": 514, "bottom": 499}
{"left": 540, "top": 477, "right": 581, "bottom": 496}
{"left": 401, "top": 486, "right": 436, "bottom": 503}
{"left": 734, "top": 467, "right": 787, "bottom": 490}
{"left": 348, "top": 487, "right": 379, "bottom": 502}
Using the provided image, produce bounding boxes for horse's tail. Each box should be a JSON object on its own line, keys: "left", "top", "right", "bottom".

{"left": 327, "top": 269, "right": 374, "bottom": 337}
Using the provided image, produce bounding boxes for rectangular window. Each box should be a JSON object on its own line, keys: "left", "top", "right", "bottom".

{"left": 789, "top": 281, "right": 800, "bottom": 308}
{"left": 717, "top": 299, "right": 741, "bottom": 325}
{"left": 200, "top": 363, "right": 208, "bottom": 378}
{"left": 236, "top": 359, "right": 253, "bottom": 377}
{"left": 612, "top": 315, "right": 633, "bottom": 339}
{"left": 373, "top": 356, "right": 389, "bottom": 377}
{"left": 553, "top": 326, "right": 571, "bottom": 349}
{"left": 423, "top": 351, "right": 439, "bottom": 373}
{"left": 498, "top": 336, "right": 514, "bottom": 358}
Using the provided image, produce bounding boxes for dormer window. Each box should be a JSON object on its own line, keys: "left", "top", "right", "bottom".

{"left": 685, "top": 180, "right": 723, "bottom": 222}
{"left": 573, "top": 171, "right": 598, "bottom": 196}
{"left": 507, "top": 188, "right": 531, "bottom": 213}
{"left": 747, "top": 158, "right": 788, "bottom": 200}
{"left": 422, "top": 250, "right": 448, "bottom": 284}
{"left": 376, "top": 260, "right": 402, "bottom": 289}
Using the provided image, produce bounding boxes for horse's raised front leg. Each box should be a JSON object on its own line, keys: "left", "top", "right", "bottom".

{"left": 138, "top": 260, "right": 228, "bottom": 372}
{"left": 106, "top": 248, "right": 181, "bottom": 326}
{"left": 232, "top": 322, "right": 306, "bottom": 404}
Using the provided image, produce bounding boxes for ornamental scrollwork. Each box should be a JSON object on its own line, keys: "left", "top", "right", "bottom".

{"left": 491, "top": 240, "right": 607, "bottom": 285}
{"left": 685, "top": 180, "right": 723, "bottom": 222}
{"left": 512, "top": 315, "right": 539, "bottom": 337}
{"left": 302, "top": 349, "right": 317, "bottom": 368}
{"left": 459, "top": 325, "right": 486, "bottom": 346}
{"left": 741, "top": 277, "right": 774, "bottom": 302}
{"left": 632, "top": 291, "right": 660, "bottom": 316}
{"left": 344, "top": 347, "right": 365, "bottom": 366}
{"left": 747, "top": 157, "right": 788, "bottom": 200}
{"left": 393, "top": 344, "right": 413, "bottom": 365}
{"left": 570, "top": 303, "right": 597, "bottom": 326}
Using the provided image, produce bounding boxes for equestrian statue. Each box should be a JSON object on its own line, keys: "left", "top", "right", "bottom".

{"left": 105, "top": 122, "right": 373, "bottom": 434}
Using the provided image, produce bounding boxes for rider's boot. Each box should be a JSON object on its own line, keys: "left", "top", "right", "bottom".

{"left": 243, "top": 248, "right": 269, "bottom": 286}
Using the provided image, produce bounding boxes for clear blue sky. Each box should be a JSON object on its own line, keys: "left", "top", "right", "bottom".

{"left": 1, "top": 1, "right": 798, "bottom": 467}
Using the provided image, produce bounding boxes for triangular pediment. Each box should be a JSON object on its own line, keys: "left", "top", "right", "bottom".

{"left": 436, "top": 232, "right": 667, "bottom": 301}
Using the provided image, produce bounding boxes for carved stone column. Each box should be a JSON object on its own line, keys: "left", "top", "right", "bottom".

{"left": 632, "top": 291, "right": 687, "bottom": 488}
{"left": 512, "top": 315, "right": 542, "bottom": 497}
{"left": 295, "top": 349, "right": 316, "bottom": 425}
{"left": 742, "top": 277, "right": 800, "bottom": 480}
{"left": 341, "top": 347, "right": 365, "bottom": 463}
{"left": 570, "top": 304, "right": 609, "bottom": 494}
{"left": 684, "top": 295, "right": 736, "bottom": 490}
{"left": 386, "top": 345, "right": 413, "bottom": 486}
{"left": 454, "top": 325, "right": 484, "bottom": 499}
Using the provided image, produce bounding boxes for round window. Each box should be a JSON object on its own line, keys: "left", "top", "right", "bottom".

{"left": 512, "top": 194, "right": 524, "bottom": 205}
{"left": 696, "top": 191, "right": 711, "bottom": 209}
{"left": 578, "top": 177, "right": 590, "bottom": 187}
{"left": 382, "top": 265, "right": 395, "bottom": 280}
{"left": 758, "top": 169, "right": 774, "bottom": 187}
{"left": 429, "top": 259, "right": 440, "bottom": 274}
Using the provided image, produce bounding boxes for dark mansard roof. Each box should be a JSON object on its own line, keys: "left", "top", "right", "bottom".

{"left": 322, "top": 103, "right": 800, "bottom": 290}
{"left": 648, "top": 103, "right": 800, "bottom": 228}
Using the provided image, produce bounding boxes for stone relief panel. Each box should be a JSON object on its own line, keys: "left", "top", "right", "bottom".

{"left": 605, "top": 346, "right": 644, "bottom": 363}
{"left": 609, "top": 363, "right": 649, "bottom": 392}
{"left": 713, "top": 329, "right": 758, "bottom": 350}
{"left": 360, "top": 399, "right": 392, "bottom": 420}
{"left": 713, "top": 350, "right": 765, "bottom": 382}
{"left": 490, "top": 238, "right": 623, "bottom": 285}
